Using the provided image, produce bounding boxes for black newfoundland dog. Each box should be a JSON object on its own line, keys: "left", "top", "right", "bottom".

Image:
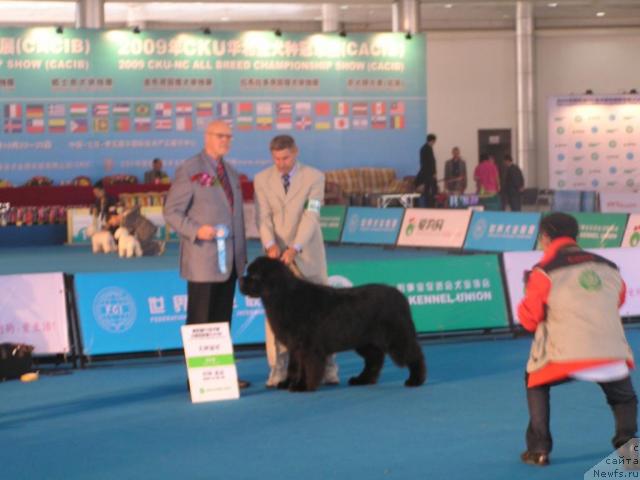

{"left": 239, "top": 257, "right": 427, "bottom": 392}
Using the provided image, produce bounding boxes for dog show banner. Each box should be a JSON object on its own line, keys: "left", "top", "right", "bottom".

{"left": 396, "top": 208, "right": 472, "bottom": 249}
{"left": 504, "top": 249, "right": 640, "bottom": 323}
{"left": 181, "top": 323, "right": 240, "bottom": 403}
{"left": 340, "top": 206, "right": 404, "bottom": 245}
{"left": 328, "top": 255, "right": 508, "bottom": 333}
{"left": 599, "top": 192, "right": 640, "bottom": 213}
{"left": 548, "top": 95, "right": 640, "bottom": 191}
{"left": 0, "top": 27, "right": 425, "bottom": 185}
{"left": 75, "top": 270, "right": 264, "bottom": 355}
{"left": 571, "top": 212, "right": 628, "bottom": 248}
{"left": 319, "top": 205, "right": 347, "bottom": 242}
{"left": 0, "top": 272, "right": 70, "bottom": 354}
{"left": 463, "top": 211, "right": 540, "bottom": 252}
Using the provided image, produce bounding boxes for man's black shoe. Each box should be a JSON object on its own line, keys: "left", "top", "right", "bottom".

{"left": 520, "top": 450, "right": 549, "bottom": 466}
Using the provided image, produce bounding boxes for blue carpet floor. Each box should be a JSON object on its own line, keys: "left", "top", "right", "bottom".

{"left": 2, "top": 330, "right": 639, "bottom": 480}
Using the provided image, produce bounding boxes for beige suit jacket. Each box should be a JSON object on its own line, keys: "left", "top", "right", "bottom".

{"left": 254, "top": 162, "right": 327, "bottom": 284}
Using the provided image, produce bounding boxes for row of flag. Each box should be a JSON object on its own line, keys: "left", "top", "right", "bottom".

{"left": 2, "top": 100, "right": 406, "bottom": 134}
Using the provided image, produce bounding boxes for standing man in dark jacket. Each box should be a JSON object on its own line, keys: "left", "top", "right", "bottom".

{"left": 503, "top": 154, "right": 525, "bottom": 211}
{"left": 415, "top": 133, "right": 438, "bottom": 208}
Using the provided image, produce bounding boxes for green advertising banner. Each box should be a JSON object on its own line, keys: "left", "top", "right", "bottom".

{"left": 557, "top": 212, "right": 628, "bottom": 248}
{"left": 328, "top": 255, "right": 509, "bottom": 333}
{"left": 320, "top": 205, "right": 346, "bottom": 242}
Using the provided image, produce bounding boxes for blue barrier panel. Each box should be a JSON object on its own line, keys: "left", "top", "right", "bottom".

{"left": 75, "top": 270, "right": 265, "bottom": 355}
{"left": 341, "top": 206, "right": 404, "bottom": 245}
{"left": 463, "top": 211, "right": 541, "bottom": 252}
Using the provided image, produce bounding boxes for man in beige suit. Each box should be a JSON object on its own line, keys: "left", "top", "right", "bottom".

{"left": 254, "top": 135, "right": 339, "bottom": 387}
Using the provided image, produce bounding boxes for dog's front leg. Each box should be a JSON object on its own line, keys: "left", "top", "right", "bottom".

{"left": 286, "top": 348, "right": 309, "bottom": 392}
{"left": 298, "top": 350, "right": 325, "bottom": 392}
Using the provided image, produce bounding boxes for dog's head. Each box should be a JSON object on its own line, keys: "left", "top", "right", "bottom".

{"left": 239, "top": 256, "right": 293, "bottom": 298}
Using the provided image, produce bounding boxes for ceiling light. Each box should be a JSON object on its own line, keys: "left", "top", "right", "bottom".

{"left": 340, "top": 5, "right": 349, "bottom": 10}
{"left": 220, "top": 16, "right": 229, "bottom": 22}
{"left": 547, "top": 2, "right": 558, "bottom": 7}
{"left": 596, "top": 11, "right": 606, "bottom": 17}
{"left": 444, "top": 4, "right": 453, "bottom": 8}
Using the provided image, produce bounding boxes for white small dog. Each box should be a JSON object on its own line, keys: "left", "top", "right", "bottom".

{"left": 88, "top": 227, "right": 116, "bottom": 254}
{"left": 114, "top": 227, "right": 142, "bottom": 258}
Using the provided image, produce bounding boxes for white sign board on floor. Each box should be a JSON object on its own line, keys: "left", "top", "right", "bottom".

{"left": 0, "top": 272, "right": 70, "bottom": 354}
{"left": 181, "top": 323, "right": 239, "bottom": 403}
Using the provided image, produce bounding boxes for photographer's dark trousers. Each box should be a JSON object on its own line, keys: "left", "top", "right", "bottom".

{"left": 525, "top": 372, "right": 638, "bottom": 453}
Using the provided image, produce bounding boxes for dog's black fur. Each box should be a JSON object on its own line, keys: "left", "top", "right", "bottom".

{"left": 239, "top": 257, "right": 427, "bottom": 392}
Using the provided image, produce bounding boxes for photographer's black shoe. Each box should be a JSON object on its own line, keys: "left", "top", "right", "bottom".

{"left": 520, "top": 450, "right": 549, "bottom": 466}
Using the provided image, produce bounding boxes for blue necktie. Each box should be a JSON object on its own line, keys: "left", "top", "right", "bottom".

{"left": 282, "top": 173, "right": 290, "bottom": 194}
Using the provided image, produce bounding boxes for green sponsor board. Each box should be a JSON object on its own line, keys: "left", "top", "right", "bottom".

{"left": 570, "top": 212, "right": 628, "bottom": 248}
{"left": 320, "top": 205, "right": 346, "bottom": 242}
{"left": 328, "top": 255, "right": 508, "bottom": 333}
{"left": 187, "top": 354, "right": 235, "bottom": 368}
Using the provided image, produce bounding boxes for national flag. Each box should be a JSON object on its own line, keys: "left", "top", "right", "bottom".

{"left": 390, "top": 115, "right": 405, "bottom": 129}
{"left": 371, "top": 115, "right": 386, "bottom": 129}
{"left": 295, "top": 116, "right": 312, "bottom": 131}
{"left": 295, "top": 102, "right": 311, "bottom": 115}
{"left": 197, "top": 102, "right": 213, "bottom": 117}
{"left": 155, "top": 118, "right": 172, "bottom": 130}
{"left": 70, "top": 103, "right": 88, "bottom": 116}
{"left": 26, "top": 105, "right": 44, "bottom": 119}
{"left": 3, "top": 118, "right": 22, "bottom": 133}
{"left": 176, "top": 102, "right": 193, "bottom": 116}
{"left": 276, "top": 102, "right": 292, "bottom": 116}
{"left": 390, "top": 101, "right": 405, "bottom": 115}
{"left": 315, "top": 102, "right": 330, "bottom": 116}
{"left": 276, "top": 116, "right": 292, "bottom": 130}
{"left": 93, "top": 117, "right": 109, "bottom": 133}
{"left": 196, "top": 117, "right": 210, "bottom": 130}
{"left": 93, "top": 103, "right": 109, "bottom": 116}
{"left": 48, "top": 118, "right": 66, "bottom": 133}
{"left": 237, "top": 102, "right": 253, "bottom": 115}
{"left": 135, "top": 103, "right": 151, "bottom": 117}
{"left": 4, "top": 103, "right": 22, "bottom": 118}
{"left": 70, "top": 118, "right": 88, "bottom": 133}
{"left": 315, "top": 120, "right": 331, "bottom": 130}
{"left": 112, "top": 103, "right": 130, "bottom": 115}
{"left": 255, "top": 102, "right": 272, "bottom": 116}
{"left": 352, "top": 117, "right": 369, "bottom": 130}
{"left": 114, "top": 117, "right": 130, "bottom": 132}
{"left": 176, "top": 116, "right": 193, "bottom": 131}
{"left": 256, "top": 116, "right": 273, "bottom": 131}
{"left": 351, "top": 102, "right": 368, "bottom": 116}
{"left": 26, "top": 118, "right": 45, "bottom": 134}
{"left": 217, "top": 102, "right": 233, "bottom": 117}
{"left": 134, "top": 117, "right": 151, "bottom": 132}
{"left": 334, "top": 102, "right": 348, "bottom": 116}
{"left": 371, "top": 101, "right": 386, "bottom": 116}
{"left": 155, "top": 102, "right": 172, "bottom": 117}
{"left": 48, "top": 104, "right": 65, "bottom": 117}
{"left": 334, "top": 117, "right": 350, "bottom": 130}
{"left": 236, "top": 116, "right": 253, "bottom": 131}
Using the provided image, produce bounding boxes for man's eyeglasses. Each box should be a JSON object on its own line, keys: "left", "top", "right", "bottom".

{"left": 207, "top": 132, "right": 233, "bottom": 140}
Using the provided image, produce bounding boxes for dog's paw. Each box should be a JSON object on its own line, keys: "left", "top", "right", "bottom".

{"left": 348, "top": 376, "right": 376, "bottom": 386}
{"left": 288, "top": 381, "right": 308, "bottom": 392}
{"left": 404, "top": 377, "right": 425, "bottom": 387}
{"left": 276, "top": 379, "right": 291, "bottom": 390}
